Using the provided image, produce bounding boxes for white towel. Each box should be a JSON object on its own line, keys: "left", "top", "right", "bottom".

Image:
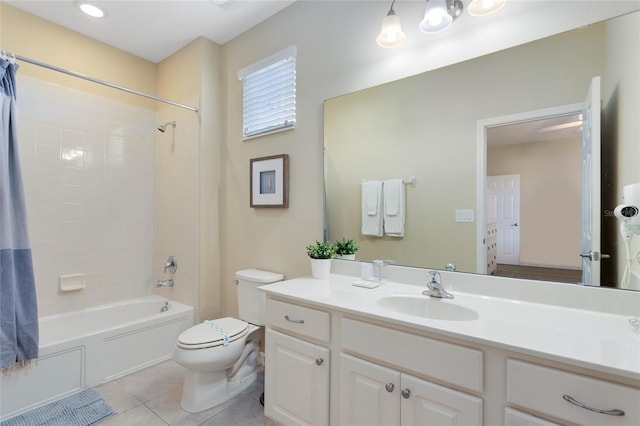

{"left": 361, "top": 181, "right": 383, "bottom": 237}
{"left": 384, "top": 179, "right": 405, "bottom": 237}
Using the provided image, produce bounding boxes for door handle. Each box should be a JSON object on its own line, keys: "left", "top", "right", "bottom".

{"left": 580, "top": 251, "right": 610, "bottom": 261}
{"left": 511, "top": 223, "right": 519, "bottom": 227}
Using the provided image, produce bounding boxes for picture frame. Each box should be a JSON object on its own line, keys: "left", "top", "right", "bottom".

{"left": 250, "top": 154, "right": 289, "bottom": 208}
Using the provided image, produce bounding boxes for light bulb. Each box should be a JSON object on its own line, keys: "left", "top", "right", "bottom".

{"left": 75, "top": 1, "right": 106, "bottom": 18}
{"left": 419, "top": 0, "right": 453, "bottom": 33}
{"left": 377, "top": 12, "right": 406, "bottom": 48}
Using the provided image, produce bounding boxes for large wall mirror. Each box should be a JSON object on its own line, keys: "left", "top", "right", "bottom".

{"left": 324, "top": 11, "right": 639, "bottom": 291}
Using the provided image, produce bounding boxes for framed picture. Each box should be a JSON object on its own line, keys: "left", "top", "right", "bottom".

{"left": 250, "top": 154, "right": 289, "bottom": 208}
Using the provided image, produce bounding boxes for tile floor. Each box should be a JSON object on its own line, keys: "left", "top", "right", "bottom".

{"left": 96, "top": 360, "right": 273, "bottom": 426}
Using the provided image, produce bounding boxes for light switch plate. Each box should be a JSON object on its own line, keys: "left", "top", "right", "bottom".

{"left": 455, "top": 209, "right": 474, "bottom": 223}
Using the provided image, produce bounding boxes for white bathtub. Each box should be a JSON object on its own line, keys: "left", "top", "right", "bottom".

{"left": 0, "top": 295, "right": 194, "bottom": 420}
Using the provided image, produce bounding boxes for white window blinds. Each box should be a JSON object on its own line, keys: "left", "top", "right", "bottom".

{"left": 238, "top": 46, "right": 296, "bottom": 139}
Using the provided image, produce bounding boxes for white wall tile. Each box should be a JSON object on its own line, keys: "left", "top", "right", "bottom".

{"left": 17, "top": 75, "right": 156, "bottom": 316}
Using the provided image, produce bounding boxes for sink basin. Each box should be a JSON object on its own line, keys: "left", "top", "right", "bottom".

{"left": 377, "top": 296, "right": 479, "bottom": 321}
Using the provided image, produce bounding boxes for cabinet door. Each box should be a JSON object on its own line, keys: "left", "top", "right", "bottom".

{"left": 338, "top": 353, "right": 401, "bottom": 426}
{"left": 264, "top": 328, "right": 330, "bottom": 426}
{"left": 400, "top": 374, "right": 482, "bottom": 426}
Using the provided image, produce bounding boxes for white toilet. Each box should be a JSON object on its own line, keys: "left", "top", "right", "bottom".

{"left": 173, "top": 269, "right": 283, "bottom": 413}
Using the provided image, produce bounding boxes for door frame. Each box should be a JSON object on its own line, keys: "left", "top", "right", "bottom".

{"left": 475, "top": 103, "right": 584, "bottom": 274}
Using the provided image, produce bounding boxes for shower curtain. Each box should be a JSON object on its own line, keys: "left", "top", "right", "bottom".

{"left": 0, "top": 57, "right": 39, "bottom": 371}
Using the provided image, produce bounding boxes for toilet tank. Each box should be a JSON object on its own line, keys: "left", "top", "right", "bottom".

{"left": 236, "top": 269, "right": 283, "bottom": 326}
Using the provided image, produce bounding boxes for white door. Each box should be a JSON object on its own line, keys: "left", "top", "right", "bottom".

{"left": 264, "top": 328, "right": 330, "bottom": 426}
{"left": 400, "top": 374, "right": 482, "bottom": 426}
{"left": 581, "top": 76, "right": 602, "bottom": 286}
{"left": 338, "top": 353, "right": 400, "bottom": 426}
{"left": 487, "top": 174, "right": 521, "bottom": 265}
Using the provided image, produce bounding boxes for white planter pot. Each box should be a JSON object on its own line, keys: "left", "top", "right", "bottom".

{"left": 337, "top": 254, "right": 356, "bottom": 261}
{"left": 310, "top": 258, "right": 332, "bottom": 279}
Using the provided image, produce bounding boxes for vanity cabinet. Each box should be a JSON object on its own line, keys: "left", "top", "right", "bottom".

{"left": 264, "top": 299, "right": 331, "bottom": 425}
{"left": 339, "top": 353, "right": 482, "bottom": 425}
{"left": 262, "top": 279, "right": 639, "bottom": 426}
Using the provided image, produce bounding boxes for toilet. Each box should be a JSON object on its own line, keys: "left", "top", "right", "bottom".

{"left": 173, "top": 269, "right": 283, "bottom": 413}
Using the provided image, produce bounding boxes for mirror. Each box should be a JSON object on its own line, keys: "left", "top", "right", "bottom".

{"left": 324, "top": 11, "right": 639, "bottom": 290}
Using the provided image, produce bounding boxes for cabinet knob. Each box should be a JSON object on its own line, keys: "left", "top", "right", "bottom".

{"left": 316, "top": 358, "right": 324, "bottom": 366}
{"left": 385, "top": 383, "right": 394, "bottom": 393}
{"left": 401, "top": 389, "right": 410, "bottom": 399}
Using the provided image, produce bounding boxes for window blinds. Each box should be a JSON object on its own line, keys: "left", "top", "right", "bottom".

{"left": 239, "top": 46, "right": 296, "bottom": 139}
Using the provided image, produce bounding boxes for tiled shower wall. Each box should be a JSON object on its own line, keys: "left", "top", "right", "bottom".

{"left": 17, "top": 76, "right": 157, "bottom": 316}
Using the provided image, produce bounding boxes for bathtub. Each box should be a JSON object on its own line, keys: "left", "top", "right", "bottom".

{"left": 0, "top": 295, "right": 194, "bottom": 420}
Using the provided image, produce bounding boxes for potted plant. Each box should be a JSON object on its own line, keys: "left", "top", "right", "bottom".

{"left": 306, "top": 240, "right": 337, "bottom": 279}
{"left": 335, "top": 238, "right": 358, "bottom": 260}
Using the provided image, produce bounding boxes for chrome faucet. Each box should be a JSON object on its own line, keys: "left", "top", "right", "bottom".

{"left": 156, "top": 279, "right": 174, "bottom": 288}
{"left": 164, "top": 256, "right": 178, "bottom": 274}
{"left": 423, "top": 271, "right": 454, "bottom": 299}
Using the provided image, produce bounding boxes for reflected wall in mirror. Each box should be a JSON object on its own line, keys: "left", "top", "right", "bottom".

{"left": 324, "top": 11, "right": 640, "bottom": 290}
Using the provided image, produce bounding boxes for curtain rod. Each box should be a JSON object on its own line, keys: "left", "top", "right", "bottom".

{"left": 13, "top": 54, "right": 199, "bottom": 113}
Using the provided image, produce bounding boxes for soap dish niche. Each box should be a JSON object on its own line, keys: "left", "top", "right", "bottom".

{"left": 59, "top": 274, "right": 86, "bottom": 292}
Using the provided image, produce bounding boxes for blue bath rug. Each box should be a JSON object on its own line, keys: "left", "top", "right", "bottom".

{"left": 1, "top": 388, "right": 115, "bottom": 426}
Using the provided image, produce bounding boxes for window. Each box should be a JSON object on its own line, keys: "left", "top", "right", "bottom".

{"left": 238, "top": 46, "right": 296, "bottom": 139}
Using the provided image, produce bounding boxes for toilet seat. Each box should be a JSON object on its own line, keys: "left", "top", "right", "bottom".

{"left": 177, "top": 317, "right": 249, "bottom": 350}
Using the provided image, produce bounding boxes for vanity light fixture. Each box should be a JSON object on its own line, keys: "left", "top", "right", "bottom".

{"left": 468, "top": 0, "right": 507, "bottom": 16}
{"left": 377, "top": 0, "right": 505, "bottom": 46}
{"left": 74, "top": 1, "right": 106, "bottom": 18}
{"left": 376, "top": 0, "right": 407, "bottom": 48}
{"left": 419, "top": 0, "right": 462, "bottom": 34}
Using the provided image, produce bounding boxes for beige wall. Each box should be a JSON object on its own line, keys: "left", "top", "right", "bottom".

{"left": 155, "top": 38, "right": 223, "bottom": 321}
{"left": 488, "top": 139, "right": 582, "bottom": 269}
{"left": 219, "top": 2, "right": 637, "bottom": 306}
{"left": 0, "top": 4, "right": 155, "bottom": 109}
{"left": 323, "top": 24, "right": 604, "bottom": 273}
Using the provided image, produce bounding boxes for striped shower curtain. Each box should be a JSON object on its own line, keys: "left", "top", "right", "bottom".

{"left": 0, "top": 57, "right": 39, "bottom": 371}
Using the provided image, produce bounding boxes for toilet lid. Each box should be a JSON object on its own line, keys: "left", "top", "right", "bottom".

{"left": 177, "top": 317, "right": 249, "bottom": 349}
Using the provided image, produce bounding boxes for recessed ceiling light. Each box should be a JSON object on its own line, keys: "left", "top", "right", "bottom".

{"left": 75, "top": 1, "right": 106, "bottom": 18}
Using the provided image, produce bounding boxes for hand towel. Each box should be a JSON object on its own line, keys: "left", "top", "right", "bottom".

{"left": 361, "top": 181, "right": 383, "bottom": 237}
{"left": 384, "top": 179, "right": 405, "bottom": 237}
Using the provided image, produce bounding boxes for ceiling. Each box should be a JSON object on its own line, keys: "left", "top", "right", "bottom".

{"left": 488, "top": 114, "right": 584, "bottom": 148}
{"left": 5, "top": 0, "right": 297, "bottom": 63}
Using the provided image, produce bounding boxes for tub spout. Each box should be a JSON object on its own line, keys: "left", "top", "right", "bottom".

{"left": 156, "top": 279, "right": 174, "bottom": 288}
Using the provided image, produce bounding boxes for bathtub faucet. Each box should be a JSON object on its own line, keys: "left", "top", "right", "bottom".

{"left": 156, "top": 279, "right": 174, "bottom": 288}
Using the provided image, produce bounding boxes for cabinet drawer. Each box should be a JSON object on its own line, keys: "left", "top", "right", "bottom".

{"left": 507, "top": 359, "right": 640, "bottom": 425}
{"left": 266, "top": 298, "right": 330, "bottom": 343}
{"left": 341, "top": 317, "right": 483, "bottom": 393}
{"left": 504, "top": 408, "right": 561, "bottom": 426}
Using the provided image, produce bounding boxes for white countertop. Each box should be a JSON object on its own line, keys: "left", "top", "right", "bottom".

{"left": 260, "top": 274, "right": 640, "bottom": 381}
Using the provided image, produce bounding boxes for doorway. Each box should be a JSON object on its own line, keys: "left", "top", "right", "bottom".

{"left": 476, "top": 103, "right": 585, "bottom": 281}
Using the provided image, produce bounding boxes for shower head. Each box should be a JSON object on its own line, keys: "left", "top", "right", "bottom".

{"left": 157, "top": 121, "right": 176, "bottom": 133}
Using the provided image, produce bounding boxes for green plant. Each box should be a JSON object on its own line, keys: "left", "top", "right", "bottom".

{"left": 335, "top": 238, "right": 359, "bottom": 255}
{"left": 306, "top": 240, "right": 337, "bottom": 259}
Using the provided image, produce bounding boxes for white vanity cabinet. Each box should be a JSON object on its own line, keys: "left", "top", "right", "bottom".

{"left": 261, "top": 276, "right": 640, "bottom": 426}
{"left": 339, "top": 353, "right": 482, "bottom": 426}
{"left": 264, "top": 299, "right": 331, "bottom": 425}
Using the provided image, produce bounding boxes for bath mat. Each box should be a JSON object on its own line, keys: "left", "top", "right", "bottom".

{"left": 1, "top": 388, "right": 115, "bottom": 426}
